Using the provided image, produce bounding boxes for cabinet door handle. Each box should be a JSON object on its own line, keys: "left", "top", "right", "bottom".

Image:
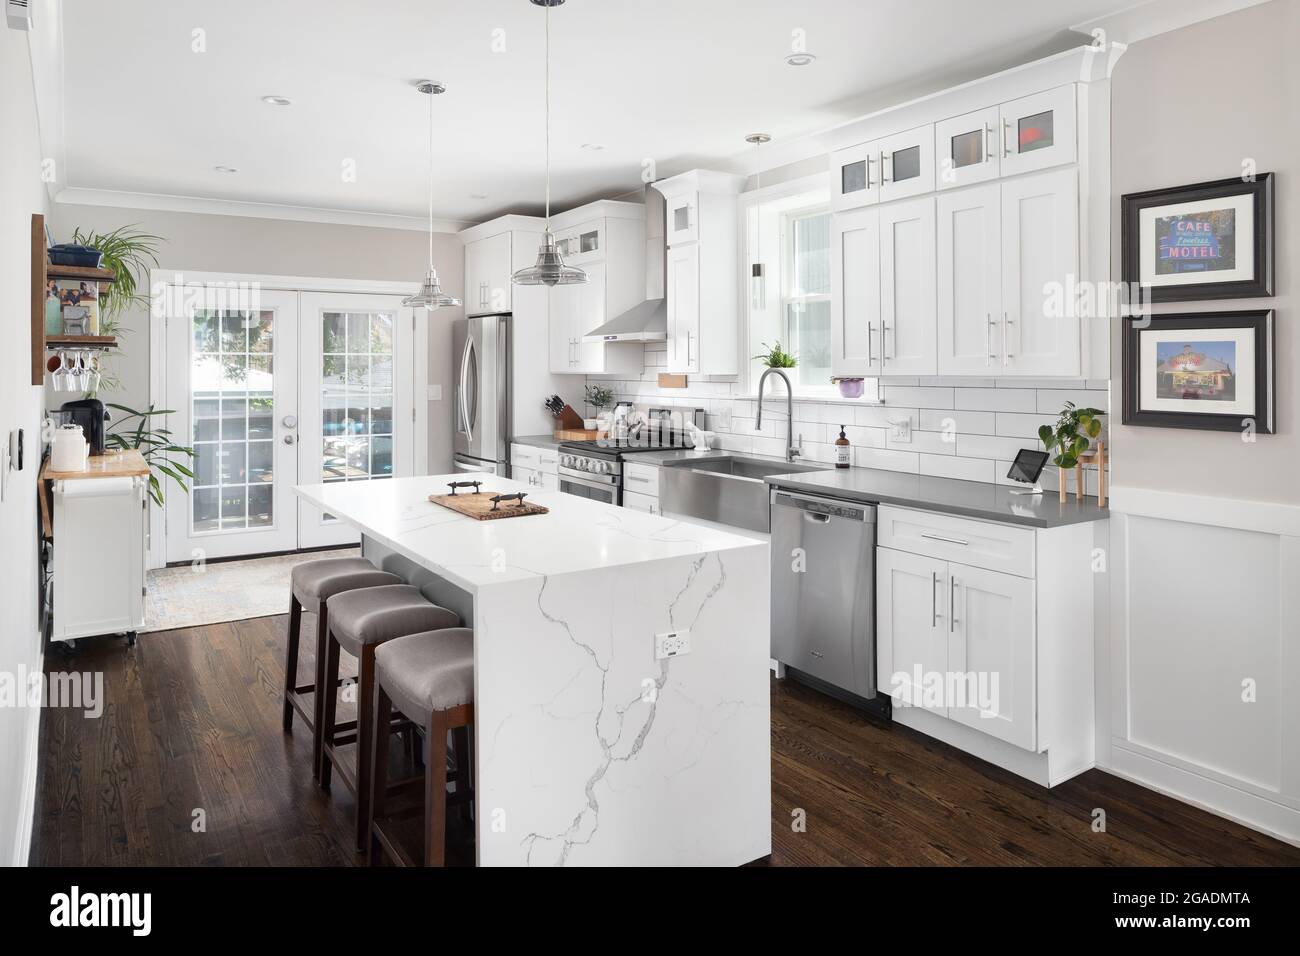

{"left": 626, "top": 475, "right": 651, "bottom": 484}
{"left": 986, "top": 313, "right": 996, "bottom": 367}
{"left": 1004, "top": 313, "right": 1014, "bottom": 362}
{"left": 881, "top": 151, "right": 891, "bottom": 184}
{"left": 867, "top": 321, "right": 874, "bottom": 364}
{"left": 921, "top": 531, "right": 969, "bottom": 546}
{"left": 865, "top": 154, "right": 875, "bottom": 189}
{"left": 984, "top": 124, "right": 994, "bottom": 163}
{"left": 950, "top": 576, "right": 958, "bottom": 633}
{"left": 931, "top": 571, "right": 939, "bottom": 627}
{"left": 1003, "top": 119, "right": 1012, "bottom": 158}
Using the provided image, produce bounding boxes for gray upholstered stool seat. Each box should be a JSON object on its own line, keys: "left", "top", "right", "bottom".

{"left": 376, "top": 628, "right": 475, "bottom": 718}
{"left": 327, "top": 585, "right": 459, "bottom": 657}
{"left": 291, "top": 557, "right": 400, "bottom": 614}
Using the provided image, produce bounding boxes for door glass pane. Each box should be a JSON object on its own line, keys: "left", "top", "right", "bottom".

{"left": 319, "top": 310, "right": 398, "bottom": 489}
{"left": 673, "top": 205, "right": 690, "bottom": 232}
{"left": 951, "top": 129, "right": 984, "bottom": 168}
{"left": 841, "top": 159, "right": 867, "bottom": 195}
{"left": 190, "top": 309, "right": 275, "bottom": 536}
{"left": 1018, "top": 110, "right": 1054, "bottom": 153}
{"left": 891, "top": 145, "right": 921, "bottom": 183}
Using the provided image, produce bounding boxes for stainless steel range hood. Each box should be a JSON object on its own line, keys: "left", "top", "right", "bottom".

{"left": 584, "top": 184, "right": 667, "bottom": 343}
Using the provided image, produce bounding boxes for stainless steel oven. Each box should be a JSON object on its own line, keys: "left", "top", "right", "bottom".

{"left": 558, "top": 448, "right": 622, "bottom": 506}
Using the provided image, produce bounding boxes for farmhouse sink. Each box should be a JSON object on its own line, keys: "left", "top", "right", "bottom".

{"left": 658, "top": 454, "right": 824, "bottom": 533}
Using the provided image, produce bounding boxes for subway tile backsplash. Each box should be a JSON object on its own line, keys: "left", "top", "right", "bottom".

{"left": 587, "top": 342, "right": 1110, "bottom": 494}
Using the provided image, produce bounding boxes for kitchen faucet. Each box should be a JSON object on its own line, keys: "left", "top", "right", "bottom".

{"left": 755, "top": 367, "right": 802, "bottom": 463}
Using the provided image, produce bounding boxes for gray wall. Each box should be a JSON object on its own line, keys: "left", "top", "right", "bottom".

{"left": 1109, "top": 0, "right": 1298, "bottom": 504}
{"left": 0, "top": 25, "right": 50, "bottom": 866}
{"left": 47, "top": 204, "right": 464, "bottom": 471}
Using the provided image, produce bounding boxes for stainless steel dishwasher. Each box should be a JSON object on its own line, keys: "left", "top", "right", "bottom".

{"left": 770, "top": 488, "right": 880, "bottom": 704}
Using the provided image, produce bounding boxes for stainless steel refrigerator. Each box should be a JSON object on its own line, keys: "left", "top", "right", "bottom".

{"left": 452, "top": 315, "right": 510, "bottom": 474}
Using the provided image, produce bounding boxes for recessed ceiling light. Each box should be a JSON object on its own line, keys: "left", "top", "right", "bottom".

{"left": 213, "top": 165, "right": 238, "bottom": 173}
{"left": 580, "top": 143, "right": 605, "bottom": 152}
{"left": 261, "top": 95, "right": 293, "bottom": 106}
{"left": 744, "top": 133, "right": 772, "bottom": 145}
{"left": 470, "top": 193, "right": 488, "bottom": 200}
{"left": 785, "top": 51, "right": 817, "bottom": 67}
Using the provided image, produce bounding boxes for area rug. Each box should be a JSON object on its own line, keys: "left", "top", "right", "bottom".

{"left": 143, "top": 548, "right": 360, "bottom": 633}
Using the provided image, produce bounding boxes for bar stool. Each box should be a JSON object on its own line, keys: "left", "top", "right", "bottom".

{"left": 369, "top": 628, "right": 474, "bottom": 867}
{"left": 318, "top": 584, "right": 459, "bottom": 851}
{"left": 284, "top": 557, "right": 401, "bottom": 778}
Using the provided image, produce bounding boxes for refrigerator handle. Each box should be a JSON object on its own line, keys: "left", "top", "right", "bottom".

{"left": 459, "top": 334, "right": 475, "bottom": 443}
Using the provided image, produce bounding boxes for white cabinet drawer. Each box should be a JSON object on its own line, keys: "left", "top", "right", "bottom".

{"left": 622, "top": 489, "right": 658, "bottom": 514}
{"left": 623, "top": 462, "right": 659, "bottom": 496}
{"left": 510, "top": 443, "right": 541, "bottom": 471}
{"left": 877, "top": 505, "right": 1034, "bottom": 578}
{"left": 535, "top": 448, "right": 559, "bottom": 474}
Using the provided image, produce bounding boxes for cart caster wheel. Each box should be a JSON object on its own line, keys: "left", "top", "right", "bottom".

{"left": 58, "top": 639, "right": 80, "bottom": 656}
{"left": 125, "top": 631, "right": 138, "bottom": 647}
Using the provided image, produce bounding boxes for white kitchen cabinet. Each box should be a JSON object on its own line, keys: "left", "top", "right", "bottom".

{"left": 544, "top": 201, "right": 646, "bottom": 376}
{"left": 656, "top": 169, "right": 743, "bottom": 376}
{"left": 998, "top": 85, "right": 1076, "bottom": 178}
{"left": 879, "top": 197, "right": 936, "bottom": 375}
{"left": 945, "top": 562, "right": 1035, "bottom": 749}
{"left": 830, "top": 197, "right": 935, "bottom": 377}
{"left": 665, "top": 244, "right": 700, "bottom": 373}
{"left": 830, "top": 207, "right": 882, "bottom": 377}
{"left": 622, "top": 489, "right": 659, "bottom": 514}
{"left": 935, "top": 106, "right": 1001, "bottom": 190}
{"left": 937, "top": 183, "right": 1002, "bottom": 374}
{"left": 876, "top": 547, "right": 948, "bottom": 713}
{"left": 876, "top": 504, "right": 1098, "bottom": 786}
{"left": 510, "top": 442, "right": 559, "bottom": 490}
{"left": 831, "top": 124, "right": 934, "bottom": 211}
{"left": 1000, "top": 167, "right": 1079, "bottom": 375}
{"left": 876, "top": 125, "right": 935, "bottom": 203}
{"left": 465, "top": 231, "right": 513, "bottom": 316}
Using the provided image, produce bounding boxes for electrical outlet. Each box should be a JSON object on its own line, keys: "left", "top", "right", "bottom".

{"left": 654, "top": 629, "right": 690, "bottom": 660}
{"left": 713, "top": 405, "right": 732, "bottom": 430}
{"left": 889, "top": 418, "right": 912, "bottom": 442}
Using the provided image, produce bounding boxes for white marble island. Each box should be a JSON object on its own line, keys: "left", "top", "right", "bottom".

{"left": 295, "top": 473, "right": 771, "bottom": 866}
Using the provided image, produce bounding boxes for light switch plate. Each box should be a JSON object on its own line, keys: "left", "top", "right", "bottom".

{"left": 654, "top": 629, "right": 690, "bottom": 660}
{"left": 426, "top": 385, "right": 442, "bottom": 401}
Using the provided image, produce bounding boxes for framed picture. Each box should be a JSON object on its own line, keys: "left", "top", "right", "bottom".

{"left": 1122, "top": 310, "right": 1274, "bottom": 433}
{"left": 1121, "top": 174, "right": 1274, "bottom": 302}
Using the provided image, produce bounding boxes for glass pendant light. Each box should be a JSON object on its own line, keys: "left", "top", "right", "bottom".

{"left": 747, "top": 133, "right": 771, "bottom": 311}
{"left": 404, "top": 80, "right": 461, "bottom": 309}
{"left": 512, "top": 0, "right": 587, "bottom": 287}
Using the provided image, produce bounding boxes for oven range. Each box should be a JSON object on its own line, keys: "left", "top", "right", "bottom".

{"left": 557, "top": 434, "right": 693, "bottom": 506}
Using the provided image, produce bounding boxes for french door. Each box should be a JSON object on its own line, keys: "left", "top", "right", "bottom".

{"left": 164, "top": 288, "right": 415, "bottom": 562}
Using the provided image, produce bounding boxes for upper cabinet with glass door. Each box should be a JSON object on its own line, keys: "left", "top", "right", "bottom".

{"left": 997, "top": 86, "right": 1076, "bottom": 177}
{"left": 935, "top": 106, "right": 1002, "bottom": 189}
{"left": 831, "top": 124, "right": 934, "bottom": 211}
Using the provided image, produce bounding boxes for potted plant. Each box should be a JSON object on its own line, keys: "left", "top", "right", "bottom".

{"left": 584, "top": 384, "right": 615, "bottom": 428}
{"left": 753, "top": 341, "right": 797, "bottom": 369}
{"left": 104, "top": 404, "right": 195, "bottom": 506}
{"left": 1038, "top": 401, "right": 1104, "bottom": 502}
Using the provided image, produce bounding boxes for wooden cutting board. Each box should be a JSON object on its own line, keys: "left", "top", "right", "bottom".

{"left": 428, "top": 491, "right": 549, "bottom": 521}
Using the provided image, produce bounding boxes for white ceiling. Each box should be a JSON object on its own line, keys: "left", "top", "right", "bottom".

{"left": 59, "top": 0, "right": 1133, "bottom": 226}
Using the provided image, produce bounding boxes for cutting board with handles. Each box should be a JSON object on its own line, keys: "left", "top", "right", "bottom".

{"left": 428, "top": 488, "right": 549, "bottom": 521}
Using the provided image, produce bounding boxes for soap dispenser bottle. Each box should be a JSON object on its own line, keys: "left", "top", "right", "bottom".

{"left": 835, "top": 425, "right": 851, "bottom": 469}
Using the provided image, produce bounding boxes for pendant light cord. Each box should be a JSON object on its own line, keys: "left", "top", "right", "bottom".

{"left": 427, "top": 86, "right": 434, "bottom": 270}
{"left": 544, "top": 1, "right": 551, "bottom": 232}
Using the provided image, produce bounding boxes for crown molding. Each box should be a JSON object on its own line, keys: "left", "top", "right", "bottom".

{"left": 1069, "top": 0, "right": 1273, "bottom": 44}
{"left": 52, "top": 187, "right": 471, "bottom": 233}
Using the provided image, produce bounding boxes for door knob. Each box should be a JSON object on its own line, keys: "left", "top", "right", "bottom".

{"left": 283, "top": 435, "right": 296, "bottom": 445}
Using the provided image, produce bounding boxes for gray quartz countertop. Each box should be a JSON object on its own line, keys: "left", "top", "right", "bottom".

{"left": 509, "top": 434, "right": 564, "bottom": 450}
{"left": 763, "top": 467, "right": 1109, "bottom": 529}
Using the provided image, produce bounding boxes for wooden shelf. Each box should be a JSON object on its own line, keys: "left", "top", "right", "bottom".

{"left": 46, "top": 335, "right": 118, "bottom": 349}
{"left": 46, "top": 263, "right": 115, "bottom": 282}
{"left": 41, "top": 449, "right": 150, "bottom": 482}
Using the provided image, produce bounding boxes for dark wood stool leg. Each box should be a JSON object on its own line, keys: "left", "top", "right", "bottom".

{"left": 354, "top": 644, "right": 378, "bottom": 853}
{"left": 368, "top": 684, "right": 393, "bottom": 866}
{"left": 452, "top": 726, "right": 472, "bottom": 828}
{"left": 310, "top": 602, "right": 330, "bottom": 780}
{"left": 282, "top": 595, "right": 302, "bottom": 732}
{"left": 318, "top": 631, "right": 341, "bottom": 792}
{"left": 425, "top": 708, "right": 448, "bottom": 867}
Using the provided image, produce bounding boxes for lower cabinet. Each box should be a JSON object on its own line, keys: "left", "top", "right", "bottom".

{"left": 509, "top": 443, "right": 559, "bottom": 489}
{"left": 875, "top": 504, "right": 1097, "bottom": 783}
{"left": 877, "top": 543, "right": 1035, "bottom": 750}
{"left": 622, "top": 489, "right": 659, "bottom": 514}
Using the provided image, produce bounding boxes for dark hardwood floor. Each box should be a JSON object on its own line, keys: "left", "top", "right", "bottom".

{"left": 32, "top": 616, "right": 1300, "bottom": 867}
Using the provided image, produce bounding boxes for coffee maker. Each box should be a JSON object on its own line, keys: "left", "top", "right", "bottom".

{"left": 60, "top": 399, "right": 109, "bottom": 455}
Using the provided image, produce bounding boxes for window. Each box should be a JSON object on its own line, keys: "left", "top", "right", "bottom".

{"left": 745, "top": 184, "right": 843, "bottom": 397}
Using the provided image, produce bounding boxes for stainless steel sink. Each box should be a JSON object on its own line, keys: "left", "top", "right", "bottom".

{"left": 658, "top": 454, "right": 824, "bottom": 533}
